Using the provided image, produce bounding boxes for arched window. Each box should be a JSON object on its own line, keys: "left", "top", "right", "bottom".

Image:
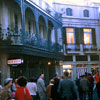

{"left": 83, "top": 9, "right": 89, "bottom": 17}
{"left": 66, "top": 8, "right": 72, "bottom": 16}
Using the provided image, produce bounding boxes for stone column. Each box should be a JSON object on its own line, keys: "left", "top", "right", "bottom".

{"left": 0, "top": 54, "right": 10, "bottom": 86}
{"left": 55, "top": 64, "right": 63, "bottom": 77}
{"left": 72, "top": 64, "right": 77, "bottom": 81}
{"left": 87, "top": 55, "right": 91, "bottom": 73}
{"left": 21, "top": 0, "right": 25, "bottom": 34}
{"left": 1, "top": 1, "right": 9, "bottom": 39}
{"left": 73, "top": 55, "right": 76, "bottom": 62}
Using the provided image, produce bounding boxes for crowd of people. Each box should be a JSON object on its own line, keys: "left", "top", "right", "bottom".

{"left": 0, "top": 71, "right": 100, "bottom": 100}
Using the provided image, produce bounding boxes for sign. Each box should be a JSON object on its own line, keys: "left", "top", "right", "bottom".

{"left": 8, "top": 59, "right": 23, "bottom": 65}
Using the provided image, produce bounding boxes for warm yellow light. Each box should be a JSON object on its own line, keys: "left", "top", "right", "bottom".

{"left": 67, "top": 69, "right": 71, "bottom": 73}
{"left": 83, "top": 29, "right": 91, "bottom": 32}
{"left": 66, "top": 28, "right": 73, "bottom": 32}
{"left": 63, "top": 65, "right": 72, "bottom": 69}
{"left": 48, "top": 62, "right": 51, "bottom": 65}
{"left": 84, "top": 33, "right": 90, "bottom": 44}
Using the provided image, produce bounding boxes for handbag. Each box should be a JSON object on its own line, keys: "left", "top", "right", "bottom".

{"left": 24, "top": 88, "right": 28, "bottom": 100}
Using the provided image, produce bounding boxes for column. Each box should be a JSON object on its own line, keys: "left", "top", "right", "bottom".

{"left": 0, "top": 54, "right": 10, "bottom": 85}
{"left": 72, "top": 64, "right": 77, "bottom": 81}
{"left": 87, "top": 55, "right": 91, "bottom": 73}
{"left": 54, "top": 27, "right": 58, "bottom": 44}
{"left": 35, "top": 12, "right": 39, "bottom": 39}
{"left": 45, "top": 18, "right": 49, "bottom": 49}
{"left": 1, "top": 1, "right": 9, "bottom": 39}
{"left": 21, "top": 0, "right": 25, "bottom": 34}
{"left": 73, "top": 55, "right": 76, "bottom": 62}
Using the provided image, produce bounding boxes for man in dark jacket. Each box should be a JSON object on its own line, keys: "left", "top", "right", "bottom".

{"left": 58, "top": 71, "right": 79, "bottom": 100}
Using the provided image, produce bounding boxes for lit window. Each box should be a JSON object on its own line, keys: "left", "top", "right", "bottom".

{"left": 66, "top": 28, "right": 74, "bottom": 44}
{"left": 84, "top": 28, "right": 92, "bottom": 44}
{"left": 83, "top": 9, "right": 89, "bottom": 17}
{"left": 66, "top": 8, "right": 72, "bottom": 16}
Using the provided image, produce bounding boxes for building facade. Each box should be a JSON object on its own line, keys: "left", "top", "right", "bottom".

{"left": 0, "top": 0, "right": 64, "bottom": 85}
{"left": 53, "top": 3, "right": 100, "bottom": 80}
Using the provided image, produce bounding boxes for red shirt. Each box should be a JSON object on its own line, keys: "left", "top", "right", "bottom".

{"left": 15, "top": 87, "right": 32, "bottom": 100}
{"left": 95, "top": 74, "right": 100, "bottom": 83}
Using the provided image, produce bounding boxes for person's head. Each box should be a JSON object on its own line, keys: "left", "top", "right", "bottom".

{"left": 14, "top": 79, "right": 19, "bottom": 89}
{"left": 55, "top": 73, "right": 58, "bottom": 78}
{"left": 53, "top": 77, "right": 60, "bottom": 86}
{"left": 60, "top": 76, "right": 64, "bottom": 80}
{"left": 63, "top": 71, "right": 69, "bottom": 78}
{"left": 17, "top": 76, "right": 27, "bottom": 87}
{"left": 29, "top": 77, "right": 36, "bottom": 82}
{"left": 15, "top": 79, "right": 18, "bottom": 84}
{"left": 4, "top": 78, "right": 13, "bottom": 88}
{"left": 40, "top": 74, "right": 44, "bottom": 79}
{"left": 49, "top": 79, "right": 54, "bottom": 84}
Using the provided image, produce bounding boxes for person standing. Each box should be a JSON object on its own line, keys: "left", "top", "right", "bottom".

{"left": 15, "top": 76, "right": 32, "bottom": 100}
{"left": 80, "top": 75, "right": 89, "bottom": 100}
{"left": 87, "top": 73, "right": 94, "bottom": 100}
{"left": 27, "top": 77, "right": 37, "bottom": 100}
{"left": 46, "top": 79, "right": 54, "bottom": 100}
{"left": 95, "top": 71, "right": 100, "bottom": 98}
{"left": 37, "top": 74, "right": 47, "bottom": 100}
{"left": 51, "top": 77, "right": 61, "bottom": 100}
{"left": 0, "top": 78, "right": 13, "bottom": 100}
{"left": 58, "top": 71, "right": 78, "bottom": 100}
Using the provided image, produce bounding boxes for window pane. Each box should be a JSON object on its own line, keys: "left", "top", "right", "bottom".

{"left": 84, "top": 33, "right": 90, "bottom": 44}
{"left": 84, "top": 10, "right": 89, "bottom": 17}
{"left": 66, "top": 33, "right": 69, "bottom": 43}
{"left": 83, "top": 29, "right": 91, "bottom": 32}
{"left": 67, "top": 33, "right": 74, "bottom": 44}
{"left": 66, "top": 8, "right": 72, "bottom": 16}
{"left": 66, "top": 28, "right": 73, "bottom": 32}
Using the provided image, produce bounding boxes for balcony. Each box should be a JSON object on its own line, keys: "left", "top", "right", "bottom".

{"left": 83, "top": 44, "right": 97, "bottom": 54}
{"left": 66, "top": 44, "right": 80, "bottom": 54}
{"left": 0, "top": 27, "right": 63, "bottom": 54}
{"left": 66, "top": 43, "right": 98, "bottom": 55}
{"left": 26, "top": 0, "right": 62, "bottom": 21}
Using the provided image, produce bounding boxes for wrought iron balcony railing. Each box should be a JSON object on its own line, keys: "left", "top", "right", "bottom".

{"left": 83, "top": 44, "right": 97, "bottom": 51}
{"left": 66, "top": 44, "right": 80, "bottom": 51}
{"left": 0, "top": 27, "right": 63, "bottom": 53}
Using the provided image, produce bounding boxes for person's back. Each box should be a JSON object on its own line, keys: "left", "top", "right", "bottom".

{"left": 27, "top": 82, "right": 37, "bottom": 96}
{"left": 58, "top": 71, "right": 78, "bottom": 100}
{"left": 80, "top": 77, "right": 89, "bottom": 92}
{"left": 51, "top": 78, "right": 60, "bottom": 100}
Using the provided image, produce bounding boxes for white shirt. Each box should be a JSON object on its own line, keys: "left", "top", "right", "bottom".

{"left": 26, "top": 82, "right": 37, "bottom": 95}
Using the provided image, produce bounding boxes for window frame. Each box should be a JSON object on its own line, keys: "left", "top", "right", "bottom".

{"left": 83, "top": 28, "right": 92, "bottom": 44}
{"left": 66, "top": 8, "right": 73, "bottom": 16}
{"left": 66, "top": 28, "right": 75, "bottom": 44}
{"left": 83, "top": 9, "right": 89, "bottom": 17}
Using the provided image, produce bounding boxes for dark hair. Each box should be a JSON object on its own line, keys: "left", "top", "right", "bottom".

{"left": 30, "top": 77, "right": 36, "bottom": 82}
{"left": 39, "top": 73, "right": 44, "bottom": 76}
{"left": 17, "top": 76, "right": 27, "bottom": 86}
{"left": 64, "top": 71, "right": 68, "bottom": 77}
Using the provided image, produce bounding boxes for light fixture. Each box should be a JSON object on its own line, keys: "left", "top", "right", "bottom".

{"left": 48, "top": 62, "right": 51, "bottom": 65}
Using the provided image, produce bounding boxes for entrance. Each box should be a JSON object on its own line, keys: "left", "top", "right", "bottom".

{"left": 10, "top": 64, "right": 25, "bottom": 80}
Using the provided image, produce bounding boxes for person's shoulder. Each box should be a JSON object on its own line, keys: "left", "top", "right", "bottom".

{"left": 32, "top": 82, "right": 37, "bottom": 85}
